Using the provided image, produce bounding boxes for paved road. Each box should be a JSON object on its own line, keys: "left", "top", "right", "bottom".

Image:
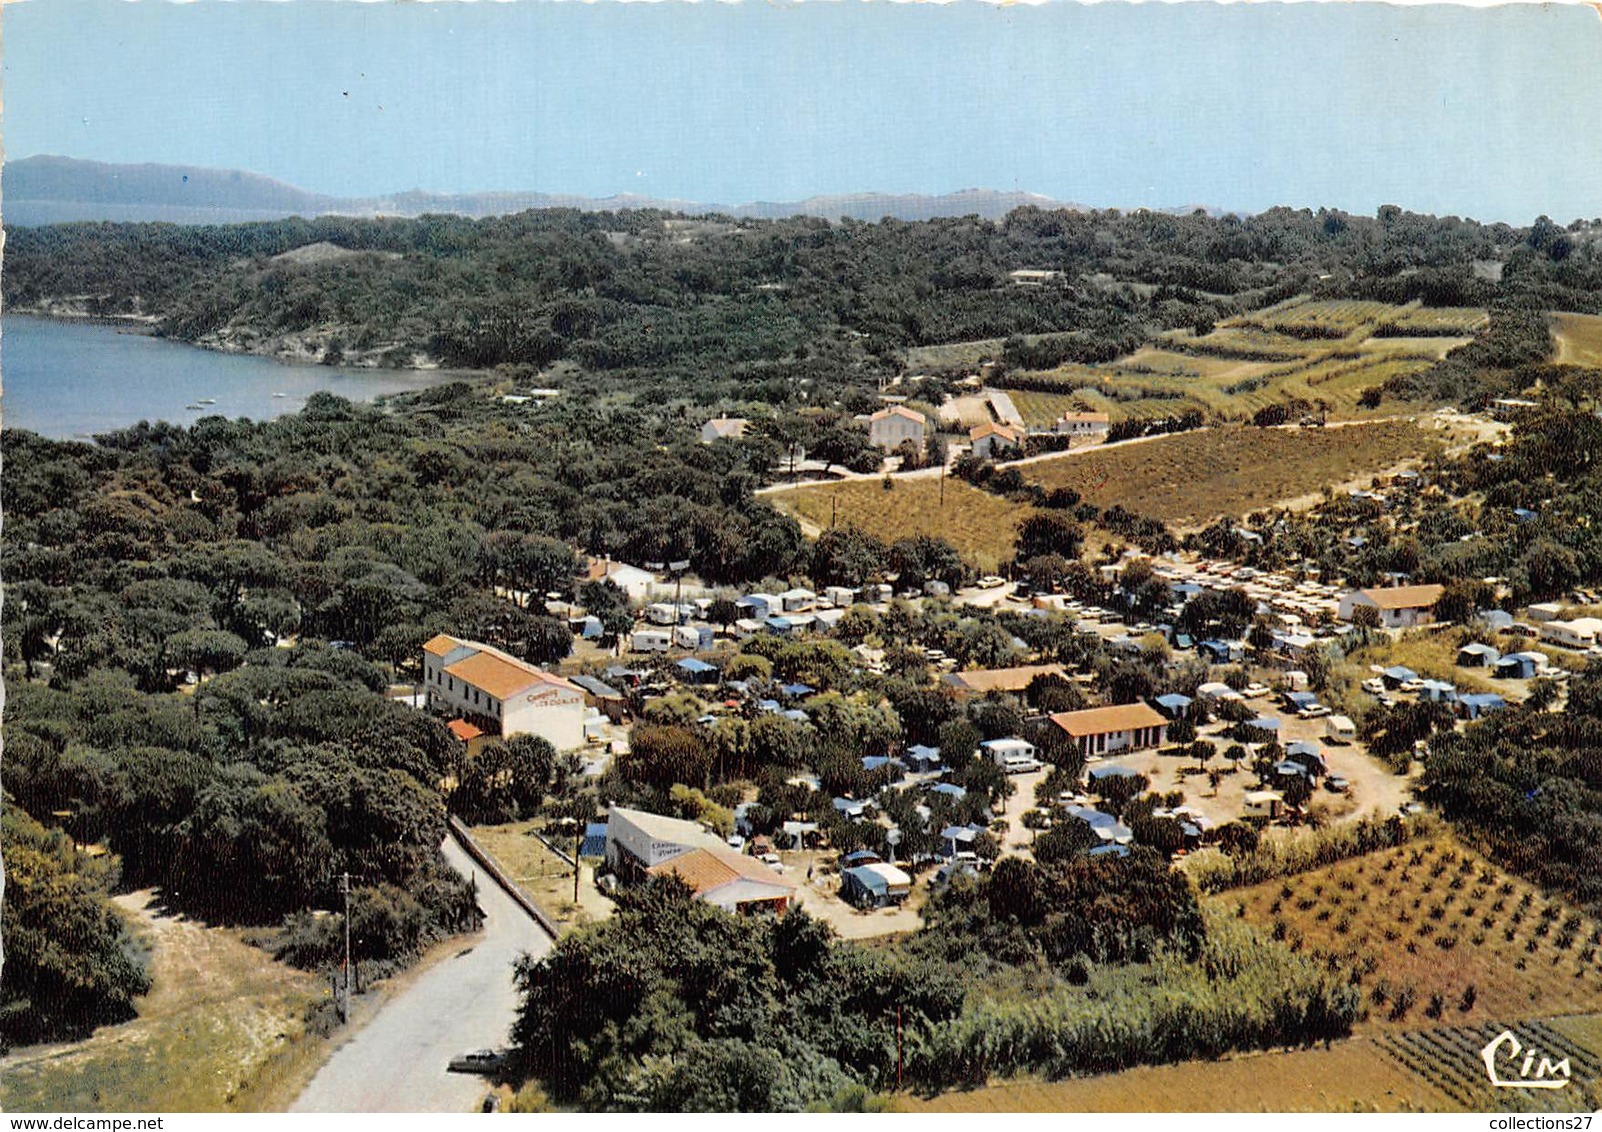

{"left": 291, "top": 836, "right": 553, "bottom": 1113}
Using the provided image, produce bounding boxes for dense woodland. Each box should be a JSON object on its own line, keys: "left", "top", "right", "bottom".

{"left": 8, "top": 207, "right": 1601, "bottom": 410}
{"left": 5, "top": 203, "right": 1602, "bottom": 1098}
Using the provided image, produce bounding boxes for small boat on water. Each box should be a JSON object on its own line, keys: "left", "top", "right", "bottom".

{"left": 272, "top": 392, "right": 287, "bottom": 398}
{"left": 185, "top": 403, "right": 204, "bottom": 411}
{"left": 197, "top": 398, "right": 217, "bottom": 405}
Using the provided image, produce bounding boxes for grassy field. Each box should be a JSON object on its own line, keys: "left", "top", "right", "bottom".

{"left": 1023, "top": 420, "right": 1435, "bottom": 527}
{"left": 1000, "top": 297, "right": 1484, "bottom": 423}
{"left": 770, "top": 476, "right": 1032, "bottom": 572}
{"left": 904, "top": 1014, "right": 1602, "bottom": 1113}
{"left": 1552, "top": 312, "right": 1602, "bottom": 367}
{"left": 899, "top": 1036, "right": 1452, "bottom": 1112}
{"left": 1220, "top": 834, "right": 1602, "bottom": 1034}
{"left": 0, "top": 890, "right": 324, "bottom": 1113}
{"left": 469, "top": 819, "right": 613, "bottom": 936}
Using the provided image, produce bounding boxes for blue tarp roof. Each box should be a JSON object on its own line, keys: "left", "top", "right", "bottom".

{"left": 1383, "top": 665, "right": 1418, "bottom": 681}
{"left": 927, "top": 783, "right": 967, "bottom": 798}
{"left": 579, "top": 822, "right": 609, "bottom": 857}
{"left": 1275, "top": 760, "right": 1308, "bottom": 776}
{"left": 1286, "top": 740, "right": 1321, "bottom": 757}
{"left": 765, "top": 616, "right": 794, "bottom": 629}
{"left": 862, "top": 755, "right": 902, "bottom": 771}
{"left": 756, "top": 698, "right": 782, "bottom": 713}
{"left": 1246, "top": 717, "right": 1280, "bottom": 731}
{"left": 842, "top": 850, "right": 881, "bottom": 864}
{"left": 1088, "top": 843, "right": 1131, "bottom": 858}
{"left": 1155, "top": 693, "right": 1192, "bottom": 709}
{"left": 907, "top": 744, "right": 941, "bottom": 761}
{"left": 1458, "top": 643, "right": 1501, "bottom": 657}
{"left": 940, "top": 825, "right": 981, "bottom": 842}
{"left": 676, "top": 657, "right": 716, "bottom": 674}
{"left": 782, "top": 709, "right": 811, "bottom": 723}
{"left": 780, "top": 683, "right": 814, "bottom": 697}
{"left": 1461, "top": 693, "right": 1507, "bottom": 709}
{"left": 1285, "top": 691, "right": 1318, "bottom": 706}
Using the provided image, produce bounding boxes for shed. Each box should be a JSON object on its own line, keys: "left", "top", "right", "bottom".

{"left": 1456, "top": 642, "right": 1501, "bottom": 668}
{"left": 675, "top": 657, "right": 719, "bottom": 685}
{"left": 1154, "top": 692, "right": 1193, "bottom": 719}
{"left": 1459, "top": 692, "right": 1508, "bottom": 720}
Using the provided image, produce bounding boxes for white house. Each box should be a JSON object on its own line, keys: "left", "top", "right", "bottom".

{"left": 606, "top": 805, "right": 729, "bottom": 881}
{"left": 422, "top": 634, "right": 586, "bottom": 750}
{"left": 700, "top": 416, "right": 750, "bottom": 444}
{"left": 1008, "top": 269, "right": 1064, "bottom": 287}
{"left": 867, "top": 405, "right": 927, "bottom": 452}
{"left": 969, "top": 421, "right": 1025, "bottom": 460}
{"left": 1337, "top": 584, "right": 1445, "bottom": 629}
{"left": 647, "top": 847, "right": 797, "bottom": 914}
{"left": 1054, "top": 411, "right": 1111, "bottom": 438}
{"left": 1049, "top": 702, "right": 1169, "bottom": 760}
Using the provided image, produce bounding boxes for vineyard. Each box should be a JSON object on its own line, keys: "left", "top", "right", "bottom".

{"left": 1217, "top": 835, "right": 1602, "bottom": 1035}
{"left": 994, "top": 297, "right": 1487, "bottom": 423}
{"left": 769, "top": 475, "right": 1033, "bottom": 571}
{"left": 1022, "top": 421, "right": 1433, "bottom": 526}
{"left": 1374, "top": 1018, "right": 1602, "bottom": 1112}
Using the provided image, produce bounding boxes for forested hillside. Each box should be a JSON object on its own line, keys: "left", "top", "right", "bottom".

{"left": 9, "top": 207, "right": 1599, "bottom": 405}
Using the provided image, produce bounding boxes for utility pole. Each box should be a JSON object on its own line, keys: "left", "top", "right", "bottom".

{"left": 340, "top": 872, "right": 352, "bottom": 1024}
{"left": 574, "top": 820, "right": 583, "bottom": 905}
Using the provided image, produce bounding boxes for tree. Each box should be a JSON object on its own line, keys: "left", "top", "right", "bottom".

{"left": 1014, "top": 513, "right": 1084, "bottom": 564}
{"left": 578, "top": 579, "right": 633, "bottom": 641}
{"left": 616, "top": 726, "right": 713, "bottom": 792}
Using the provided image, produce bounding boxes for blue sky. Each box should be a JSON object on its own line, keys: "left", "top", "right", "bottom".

{"left": 6, "top": 0, "right": 1601, "bottom": 222}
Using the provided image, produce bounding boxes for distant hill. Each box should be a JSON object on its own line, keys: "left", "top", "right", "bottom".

{"left": 2, "top": 155, "right": 1120, "bottom": 226}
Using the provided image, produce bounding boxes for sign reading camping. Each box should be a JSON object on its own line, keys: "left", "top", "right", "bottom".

{"left": 1481, "top": 1029, "right": 1573, "bottom": 1090}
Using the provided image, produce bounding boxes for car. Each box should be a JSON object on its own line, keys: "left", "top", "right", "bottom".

{"left": 1361, "top": 677, "right": 1386, "bottom": 695}
{"left": 977, "top": 575, "right": 1006, "bottom": 589}
{"left": 1298, "top": 704, "right": 1332, "bottom": 719}
{"left": 1243, "top": 682, "right": 1271, "bottom": 698}
{"left": 1398, "top": 679, "right": 1424, "bottom": 693}
{"left": 449, "top": 1049, "right": 506, "bottom": 1075}
{"left": 1325, "top": 775, "right": 1350, "bottom": 794}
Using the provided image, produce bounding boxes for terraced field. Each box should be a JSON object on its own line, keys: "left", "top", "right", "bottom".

{"left": 999, "top": 297, "right": 1486, "bottom": 423}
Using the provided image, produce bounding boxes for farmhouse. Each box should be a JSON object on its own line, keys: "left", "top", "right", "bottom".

{"left": 943, "top": 663, "right": 1069, "bottom": 697}
{"left": 700, "top": 415, "right": 750, "bottom": 444}
{"left": 969, "top": 421, "right": 1025, "bottom": 459}
{"left": 1008, "top": 269, "right": 1064, "bottom": 287}
{"left": 1053, "top": 410, "right": 1111, "bottom": 438}
{"left": 422, "top": 634, "right": 586, "bottom": 750}
{"left": 647, "top": 847, "right": 797, "bottom": 915}
{"left": 1337, "top": 583, "right": 1445, "bottom": 628}
{"left": 1049, "top": 701, "right": 1169, "bottom": 760}
{"left": 866, "top": 405, "right": 927, "bottom": 451}
{"left": 605, "top": 805, "right": 728, "bottom": 883}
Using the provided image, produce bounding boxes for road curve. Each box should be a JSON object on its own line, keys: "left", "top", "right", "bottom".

{"left": 291, "top": 836, "right": 553, "bottom": 1113}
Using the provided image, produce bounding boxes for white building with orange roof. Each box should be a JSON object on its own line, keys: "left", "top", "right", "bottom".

{"left": 866, "top": 404, "right": 926, "bottom": 451}
{"left": 969, "top": 421, "right": 1025, "bottom": 459}
{"left": 422, "top": 634, "right": 587, "bottom": 750}
{"left": 647, "top": 846, "right": 798, "bottom": 915}
{"left": 1049, "top": 701, "right": 1169, "bottom": 760}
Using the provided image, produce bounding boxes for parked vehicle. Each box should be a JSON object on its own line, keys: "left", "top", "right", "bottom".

{"left": 1243, "top": 682, "right": 1271, "bottom": 698}
{"left": 977, "top": 575, "right": 1006, "bottom": 589}
{"left": 1362, "top": 677, "right": 1386, "bottom": 695}
{"left": 1325, "top": 775, "right": 1350, "bottom": 794}
{"left": 449, "top": 1050, "right": 506, "bottom": 1075}
{"left": 1298, "top": 704, "right": 1332, "bottom": 719}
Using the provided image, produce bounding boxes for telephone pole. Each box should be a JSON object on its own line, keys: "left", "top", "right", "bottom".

{"left": 340, "top": 872, "right": 353, "bottom": 1024}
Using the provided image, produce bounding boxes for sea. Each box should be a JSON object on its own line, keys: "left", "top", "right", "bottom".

{"left": 1, "top": 314, "right": 442, "bottom": 441}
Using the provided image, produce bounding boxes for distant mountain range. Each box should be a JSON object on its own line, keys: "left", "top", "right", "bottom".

{"left": 3, "top": 155, "right": 1220, "bottom": 227}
